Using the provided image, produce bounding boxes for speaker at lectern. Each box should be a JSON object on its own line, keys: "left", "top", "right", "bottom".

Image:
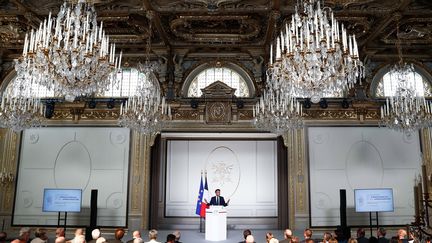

{"left": 205, "top": 206, "right": 227, "bottom": 241}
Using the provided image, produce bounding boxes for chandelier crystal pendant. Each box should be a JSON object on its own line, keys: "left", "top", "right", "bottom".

{"left": 270, "top": 0, "right": 364, "bottom": 103}
{"left": 253, "top": 70, "right": 304, "bottom": 134}
{"left": 118, "top": 66, "right": 172, "bottom": 135}
{"left": 118, "top": 22, "right": 171, "bottom": 135}
{"left": 14, "top": 0, "right": 122, "bottom": 102}
{"left": 379, "top": 21, "right": 431, "bottom": 133}
{"left": 380, "top": 63, "right": 432, "bottom": 133}
{"left": 0, "top": 84, "right": 45, "bottom": 132}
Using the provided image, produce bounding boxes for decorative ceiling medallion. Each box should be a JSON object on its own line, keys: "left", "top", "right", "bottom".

{"left": 170, "top": 15, "right": 261, "bottom": 42}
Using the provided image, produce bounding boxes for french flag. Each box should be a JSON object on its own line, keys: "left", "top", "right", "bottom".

{"left": 199, "top": 174, "right": 210, "bottom": 217}
{"left": 195, "top": 174, "right": 204, "bottom": 216}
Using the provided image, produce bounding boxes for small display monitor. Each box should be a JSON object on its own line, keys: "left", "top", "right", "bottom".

{"left": 354, "top": 188, "right": 394, "bottom": 212}
{"left": 42, "top": 189, "right": 82, "bottom": 212}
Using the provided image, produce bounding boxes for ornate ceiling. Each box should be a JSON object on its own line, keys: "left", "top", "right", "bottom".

{"left": 0, "top": 0, "right": 431, "bottom": 94}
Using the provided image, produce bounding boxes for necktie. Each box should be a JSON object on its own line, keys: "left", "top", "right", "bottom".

{"left": 217, "top": 196, "right": 219, "bottom": 205}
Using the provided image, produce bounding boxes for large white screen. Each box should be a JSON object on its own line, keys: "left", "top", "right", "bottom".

{"left": 309, "top": 127, "right": 421, "bottom": 226}
{"left": 165, "top": 140, "right": 277, "bottom": 217}
{"left": 13, "top": 127, "right": 130, "bottom": 226}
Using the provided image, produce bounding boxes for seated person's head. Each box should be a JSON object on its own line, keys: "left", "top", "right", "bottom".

{"left": 19, "top": 227, "right": 31, "bottom": 241}
{"left": 115, "top": 229, "right": 125, "bottom": 240}
{"left": 0, "top": 232, "right": 6, "bottom": 241}
{"left": 56, "top": 228, "right": 65, "bottom": 237}
{"left": 34, "top": 228, "right": 47, "bottom": 240}
{"left": 173, "top": 231, "right": 181, "bottom": 241}
{"left": 357, "top": 228, "right": 366, "bottom": 238}
{"left": 246, "top": 235, "right": 255, "bottom": 243}
{"left": 92, "top": 229, "right": 101, "bottom": 240}
{"left": 304, "top": 229, "right": 313, "bottom": 239}
{"left": 166, "top": 234, "right": 176, "bottom": 243}
{"left": 148, "top": 229, "right": 158, "bottom": 240}
{"left": 243, "top": 229, "right": 252, "bottom": 239}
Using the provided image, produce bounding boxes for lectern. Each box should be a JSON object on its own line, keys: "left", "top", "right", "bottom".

{"left": 205, "top": 206, "right": 227, "bottom": 241}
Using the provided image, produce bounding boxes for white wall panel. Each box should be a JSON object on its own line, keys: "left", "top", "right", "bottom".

{"left": 13, "top": 127, "right": 130, "bottom": 227}
{"left": 309, "top": 127, "right": 421, "bottom": 226}
{"left": 165, "top": 140, "right": 277, "bottom": 217}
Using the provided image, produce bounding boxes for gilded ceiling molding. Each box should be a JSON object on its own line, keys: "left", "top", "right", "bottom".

{"left": 170, "top": 15, "right": 261, "bottom": 43}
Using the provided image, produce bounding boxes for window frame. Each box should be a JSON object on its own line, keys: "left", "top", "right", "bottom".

{"left": 370, "top": 64, "right": 432, "bottom": 98}
{"left": 182, "top": 62, "right": 255, "bottom": 98}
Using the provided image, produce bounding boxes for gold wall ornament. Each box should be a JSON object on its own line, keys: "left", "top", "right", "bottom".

{"left": 0, "top": 128, "right": 18, "bottom": 219}
{"left": 206, "top": 102, "right": 231, "bottom": 124}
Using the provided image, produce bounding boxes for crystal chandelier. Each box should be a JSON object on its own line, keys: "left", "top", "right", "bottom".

{"left": 253, "top": 69, "right": 303, "bottom": 134}
{"left": 379, "top": 23, "right": 431, "bottom": 133}
{"left": 14, "top": 0, "right": 121, "bottom": 102}
{"left": 269, "top": 0, "right": 364, "bottom": 103}
{"left": 118, "top": 22, "right": 171, "bottom": 135}
{"left": 0, "top": 83, "right": 45, "bottom": 132}
{"left": 118, "top": 66, "right": 171, "bottom": 135}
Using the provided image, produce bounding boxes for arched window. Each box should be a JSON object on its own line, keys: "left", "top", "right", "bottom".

{"left": 185, "top": 65, "right": 252, "bottom": 97}
{"left": 101, "top": 68, "right": 145, "bottom": 97}
{"left": 373, "top": 65, "right": 432, "bottom": 97}
{"left": 4, "top": 77, "right": 54, "bottom": 98}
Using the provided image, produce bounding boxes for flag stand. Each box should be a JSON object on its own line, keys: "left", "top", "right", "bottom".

{"left": 199, "top": 217, "right": 204, "bottom": 233}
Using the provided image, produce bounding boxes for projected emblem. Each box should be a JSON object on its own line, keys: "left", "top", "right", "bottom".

{"left": 205, "top": 146, "right": 240, "bottom": 199}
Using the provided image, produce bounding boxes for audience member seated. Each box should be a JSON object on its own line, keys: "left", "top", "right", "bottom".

{"left": 291, "top": 237, "right": 300, "bottom": 243}
{"left": 349, "top": 238, "right": 358, "bottom": 243}
{"left": 335, "top": 226, "right": 350, "bottom": 243}
{"left": 266, "top": 232, "right": 279, "bottom": 243}
{"left": 11, "top": 227, "right": 31, "bottom": 243}
{"left": 246, "top": 235, "right": 255, "bottom": 243}
{"left": 369, "top": 236, "right": 379, "bottom": 243}
{"left": 377, "top": 228, "right": 389, "bottom": 243}
{"left": 145, "top": 229, "right": 160, "bottom": 243}
{"left": 165, "top": 234, "right": 175, "bottom": 243}
{"left": 56, "top": 237, "right": 66, "bottom": 243}
{"left": 56, "top": 228, "right": 65, "bottom": 238}
{"left": 31, "top": 228, "right": 48, "bottom": 243}
{"left": 389, "top": 236, "right": 399, "bottom": 243}
{"left": 322, "top": 232, "right": 332, "bottom": 243}
{"left": 127, "top": 231, "right": 141, "bottom": 243}
{"left": 109, "top": 228, "right": 125, "bottom": 243}
{"left": 172, "top": 231, "right": 181, "bottom": 243}
{"left": 357, "top": 228, "right": 369, "bottom": 243}
{"left": 96, "top": 237, "right": 106, "bottom": 243}
{"left": 133, "top": 239, "right": 143, "bottom": 243}
{"left": 280, "top": 229, "right": 293, "bottom": 243}
{"left": 73, "top": 235, "right": 86, "bottom": 243}
{"left": 88, "top": 229, "right": 101, "bottom": 243}
{"left": 328, "top": 238, "right": 338, "bottom": 243}
{"left": 301, "top": 229, "right": 313, "bottom": 243}
{"left": 0, "top": 232, "right": 7, "bottom": 243}
{"left": 68, "top": 229, "right": 85, "bottom": 243}
{"left": 239, "top": 229, "right": 252, "bottom": 243}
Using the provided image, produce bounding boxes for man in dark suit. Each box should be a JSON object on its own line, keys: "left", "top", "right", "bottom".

{"left": 209, "top": 189, "right": 230, "bottom": 206}
{"left": 377, "top": 228, "right": 389, "bottom": 243}
{"left": 356, "top": 228, "right": 369, "bottom": 243}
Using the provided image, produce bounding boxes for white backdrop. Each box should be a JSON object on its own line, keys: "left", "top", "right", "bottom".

{"left": 13, "top": 127, "right": 129, "bottom": 226}
{"left": 165, "top": 140, "right": 277, "bottom": 217}
{"left": 308, "top": 127, "right": 421, "bottom": 226}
